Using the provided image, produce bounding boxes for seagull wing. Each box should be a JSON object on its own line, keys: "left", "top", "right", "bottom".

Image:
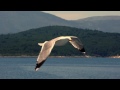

{"left": 69, "top": 37, "right": 85, "bottom": 52}
{"left": 35, "top": 40, "right": 55, "bottom": 71}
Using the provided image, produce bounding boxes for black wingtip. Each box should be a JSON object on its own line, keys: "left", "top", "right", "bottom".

{"left": 35, "top": 61, "right": 45, "bottom": 71}
{"left": 35, "top": 63, "right": 40, "bottom": 71}
{"left": 80, "top": 47, "right": 85, "bottom": 53}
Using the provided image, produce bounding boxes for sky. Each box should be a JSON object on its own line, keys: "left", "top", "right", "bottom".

{"left": 42, "top": 11, "right": 120, "bottom": 20}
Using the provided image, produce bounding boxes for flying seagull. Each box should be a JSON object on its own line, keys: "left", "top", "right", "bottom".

{"left": 35, "top": 36, "right": 86, "bottom": 71}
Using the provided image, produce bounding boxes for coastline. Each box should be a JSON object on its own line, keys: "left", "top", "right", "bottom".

{"left": 0, "top": 55, "right": 120, "bottom": 58}
{"left": 109, "top": 55, "right": 120, "bottom": 58}
{"left": 0, "top": 55, "right": 93, "bottom": 58}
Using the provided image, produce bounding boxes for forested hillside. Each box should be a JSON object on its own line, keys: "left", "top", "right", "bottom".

{"left": 0, "top": 26, "right": 120, "bottom": 57}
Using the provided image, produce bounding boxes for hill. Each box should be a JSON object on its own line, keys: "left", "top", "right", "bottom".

{"left": 73, "top": 16, "right": 120, "bottom": 33}
{"left": 0, "top": 26, "right": 120, "bottom": 57}
{"left": 0, "top": 11, "right": 76, "bottom": 34}
{"left": 0, "top": 11, "right": 120, "bottom": 34}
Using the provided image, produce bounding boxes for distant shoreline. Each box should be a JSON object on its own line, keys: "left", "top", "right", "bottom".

{"left": 0, "top": 55, "right": 120, "bottom": 58}
{"left": 0, "top": 55, "right": 93, "bottom": 58}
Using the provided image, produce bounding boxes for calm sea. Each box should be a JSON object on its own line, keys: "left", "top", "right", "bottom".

{"left": 0, "top": 57, "right": 120, "bottom": 79}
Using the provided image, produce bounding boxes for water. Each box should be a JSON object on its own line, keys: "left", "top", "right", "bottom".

{"left": 0, "top": 57, "right": 120, "bottom": 79}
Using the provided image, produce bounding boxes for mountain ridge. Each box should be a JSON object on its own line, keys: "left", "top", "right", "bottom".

{"left": 0, "top": 11, "right": 120, "bottom": 34}
{"left": 0, "top": 11, "right": 77, "bottom": 34}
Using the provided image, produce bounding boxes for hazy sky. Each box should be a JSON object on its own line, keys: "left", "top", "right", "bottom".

{"left": 42, "top": 11, "right": 120, "bottom": 20}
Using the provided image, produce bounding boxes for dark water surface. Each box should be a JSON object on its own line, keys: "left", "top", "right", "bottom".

{"left": 0, "top": 57, "right": 120, "bottom": 79}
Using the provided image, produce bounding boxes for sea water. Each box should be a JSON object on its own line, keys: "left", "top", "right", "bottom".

{"left": 0, "top": 57, "right": 120, "bottom": 79}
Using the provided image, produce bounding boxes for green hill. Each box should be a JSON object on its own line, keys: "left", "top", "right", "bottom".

{"left": 0, "top": 26, "right": 120, "bottom": 57}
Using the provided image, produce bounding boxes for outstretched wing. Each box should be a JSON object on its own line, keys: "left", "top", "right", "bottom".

{"left": 35, "top": 40, "right": 55, "bottom": 71}
{"left": 69, "top": 37, "right": 85, "bottom": 52}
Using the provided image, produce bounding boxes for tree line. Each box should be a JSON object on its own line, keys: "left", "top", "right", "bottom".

{"left": 0, "top": 26, "right": 120, "bottom": 57}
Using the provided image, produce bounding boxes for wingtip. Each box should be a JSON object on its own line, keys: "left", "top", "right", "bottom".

{"left": 35, "top": 68, "right": 39, "bottom": 71}
{"left": 35, "top": 63, "right": 40, "bottom": 71}
{"left": 83, "top": 52, "right": 86, "bottom": 54}
{"left": 79, "top": 47, "right": 85, "bottom": 53}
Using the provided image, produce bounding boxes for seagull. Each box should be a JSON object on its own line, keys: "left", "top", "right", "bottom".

{"left": 35, "top": 36, "right": 86, "bottom": 71}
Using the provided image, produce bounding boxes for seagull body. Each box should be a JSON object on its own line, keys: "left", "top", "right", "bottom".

{"left": 35, "top": 36, "right": 85, "bottom": 71}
